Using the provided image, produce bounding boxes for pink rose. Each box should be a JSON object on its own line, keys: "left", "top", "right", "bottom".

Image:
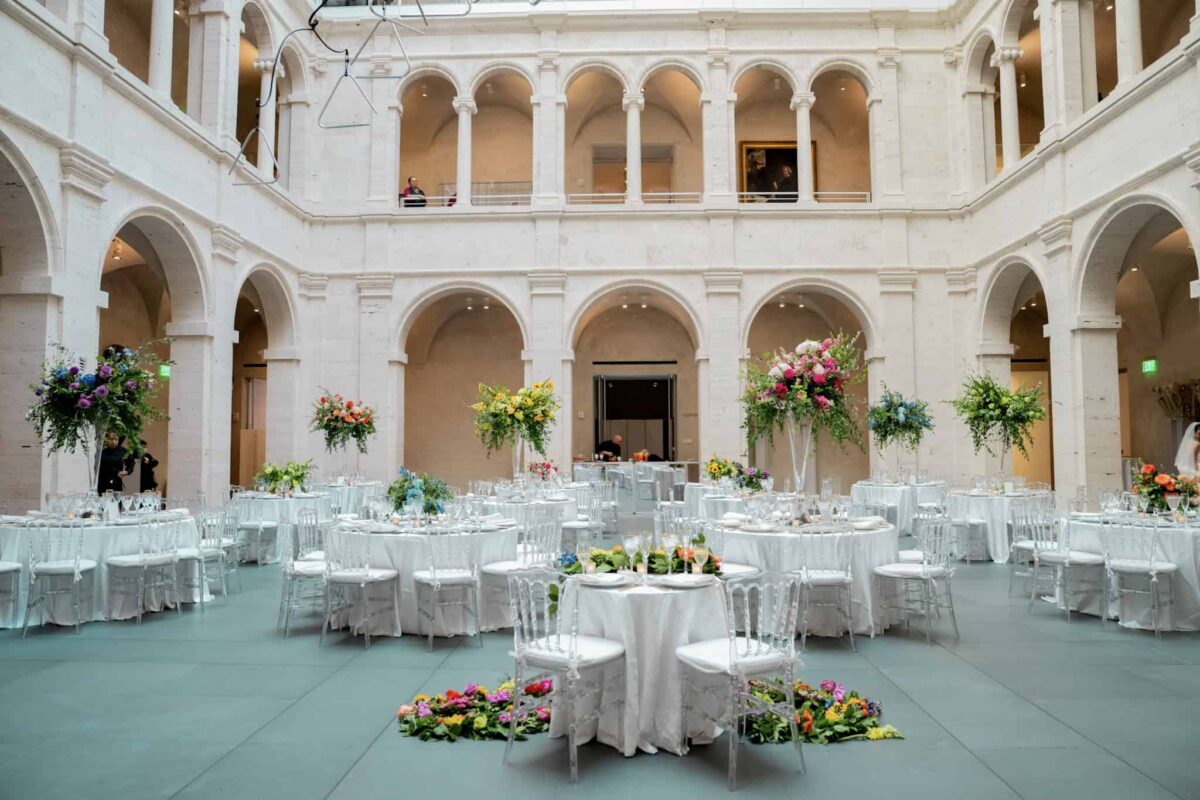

{"left": 815, "top": 395, "right": 832, "bottom": 410}
{"left": 775, "top": 382, "right": 788, "bottom": 397}
{"left": 812, "top": 372, "right": 827, "bottom": 385}
{"left": 783, "top": 368, "right": 795, "bottom": 381}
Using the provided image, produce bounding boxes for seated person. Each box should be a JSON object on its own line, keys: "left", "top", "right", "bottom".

{"left": 596, "top": 434, "right": 623, "bottom": 462}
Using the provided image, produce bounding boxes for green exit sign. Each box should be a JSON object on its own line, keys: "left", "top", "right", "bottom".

{"left": 1141, "top": 358, "right": 1158, "bottom": 375}
{"left": 158, "top": 364, "right": 172, "bottom": 379}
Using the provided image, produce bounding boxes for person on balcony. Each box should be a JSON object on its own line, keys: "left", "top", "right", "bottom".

{"left": 401, "top": 176, "right": 427, "bottom": 208}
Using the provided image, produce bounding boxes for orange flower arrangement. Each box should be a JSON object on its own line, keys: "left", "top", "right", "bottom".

{"left": 311, "top": 388, "right": 377, "bottom": 454}
{"left": 1133, "top": 463, "right": 1198, "bottom": 512}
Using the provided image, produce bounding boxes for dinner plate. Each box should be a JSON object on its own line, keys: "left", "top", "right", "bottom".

{"left": 654, "top": 573, "right": 716, "bottom": 589}
{"left": 576, "top": 572, "right": 627, "bottom": 587}
{"left": 742, "top": 522, "right": 779, "bottom": 533}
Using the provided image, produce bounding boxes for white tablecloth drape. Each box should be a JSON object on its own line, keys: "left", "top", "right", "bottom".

{"left": 234, "top": 492, "right": 334, "bottom": 563}
{"left": 483, "top": 497, "right": 578, "bottom": 525}
{"left": 1062, "top": 517, "right": 1200, "bottom": 632}
{"left": 721, "top": 523, "right": 899, "bottom": 635}
{"left": 328, "top": 525, "right": 518, "bottom": 638}
{"left": 311, "top": 482, "right": 384, "bottom": 515}
{"left": 850, "top": 482, "right": 947, "bottom": 534}
{"left": 0, "top": 514, "right": 203, "bottom": 628}
{"left": 551, "top": 580, "right": 727, "bottom": 756}
{"left": 951, "top": 492, "right": 1052, "bottom": 563}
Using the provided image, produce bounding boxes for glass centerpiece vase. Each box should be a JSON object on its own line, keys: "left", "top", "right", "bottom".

{"left": 785, "top": 416, "right": 813, "bottom": 495}
{"left": 511, "top": 433, "right": 526, "bottom": 479}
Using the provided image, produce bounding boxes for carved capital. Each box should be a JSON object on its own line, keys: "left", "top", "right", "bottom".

{"left": 790, "top": 91, "right": 815, "bottom": 111}
{"left": 877, "top": 47, "right": 903, "bottom": 68}
{"left": 356, "top": 274, "right": 394, "bottom": 300}
{"left": 211, "top": 225, "right": 243, "bottom": 262}
{"left": 945, "top": 267, "right": 977, "bottom": 294}
{"left": 299, "top": 273, "right": 329, "bottom": 299}
{"left": 878, "top": 269, "right": 918, "bottom": 293}
{"left": 452, "top": 97, "right": 478, "bottom": 115}
{"left": 529, "top": 271, "right": 567, "bottom": 296}
{"left": 1038, "top": 216, "right": 1074, "bottom": 256}
{"left": 704, "top": 270, "right": 742, "bottom": 294}
{"left": 59, "top": 146, "right": 113, "bottom": 202}
{"left": 622, "top": 92, "right": 645, "bottom": 112}
{"left": 990, "top": 46, "right": 1023, "bottom": 67}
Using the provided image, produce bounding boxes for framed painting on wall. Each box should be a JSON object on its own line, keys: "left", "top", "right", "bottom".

{"left": 738, "top": 141, "right": 817, "bottom": 202}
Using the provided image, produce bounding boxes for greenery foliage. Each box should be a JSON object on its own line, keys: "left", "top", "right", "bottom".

{"left": 866, "top": 385, "right": 934, "bottom": 454}
{"left": 951, "top": 372, "right": 1045, "bottom": 458}
{"left": 472, "top": 380, "right": 560, "bottom": 457}
{"left": 387, "top": 466, "right": 453, "bottom": 515}
{"left": 253, "top": 460, "right": 314, "bottom": 494}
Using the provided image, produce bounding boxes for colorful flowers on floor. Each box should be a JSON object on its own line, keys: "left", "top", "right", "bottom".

{"left": 746, "top": 679, "right": 902, "bottom": 744}
{"left": 398, "top": 676, "right": 900, "bottom": 746}
{"left": 397, "top": 679, "right": 552, "bottom": 742}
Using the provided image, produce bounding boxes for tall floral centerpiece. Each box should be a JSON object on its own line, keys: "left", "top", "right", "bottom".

{"left": 311, "top": 390, "right": 376, "bottom": 454}
{"left": 27, "top": 342, "right": 171, "bottom": 490}
{"left": 741, "top": 334, "right": 864, "bottom": 493}
{"left": 951, "top": 372, "right": 1045, "bottom": 477}
{"left": 472, "top": 380, "right": 560, "bottom": 478}
{"left": 866, "top": 386, "right": 935, "bottom": 477}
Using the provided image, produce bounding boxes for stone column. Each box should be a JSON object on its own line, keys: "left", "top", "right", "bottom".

{"left": 527, "top": 273, "right": 570, "bottom": 465}
{"left": 453, "top": 96, "right": 477, "bottom": 206}
{"left": 533, "top": 49, "right": 563, "bottom": 206}
{"left": 992, "top": 47, "right": 1023, "bottom": 170}
{"left": 622, "top": 91, "right": 644, "bottom": 205}
{"left": 148, "top": 0, "right": 174, "bottom": 95}
{"left": 262, "top": 349, "right": 301, "bottom": 462}
{"left": 206, "top": 225, "right": 241, "bottom": 501}
{"left": 1115, "top": 0, "right": 1143, "bottom": 84}
{"left": 367, "top": 56, "right": 397, "bottom": 206}
{"left": 791, "top": 92, "right": 815, "bottom": 201}
{"left": 254, "top": 58, "right": 277, "bottom": 174}
{"left": 702, "top": 272, "right": 743, "bottom": 457}
{"left": 162, "top": 325, "right": 214, "bottom": 502}
{"left": 962, "top": 84, "right": 990, "bottom": 190}
{"left": 46, "top": 0, "right": 108, "bottom": 54}
{"left": 297, "top": 274, "right": 331, "bottom": 467}
{"left": 356, "top": 275, "right": 396, "bottom": 478}
{"left": 945, "top": 268, "right": 983, "bottom": 476}
{"left": 875, "top": 47, "right": 905, "bottom": 201}
{"left": 703, "top": 18, "right": 734, "bottom": 204}
{"left": 276, "top": 99, "right": 293, "bottom": 189}
{"left": 877, "top": 270, "right": 918, "bottom": 397}
{"left": 1035, "top": 0, "right": 1060, "bottom": 137}
{"left": 1078, "top": 0, "right": 1100, "bottom": 113}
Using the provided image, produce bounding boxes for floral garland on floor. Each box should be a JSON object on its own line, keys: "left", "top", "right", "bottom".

{"left": 747, "top": 679, "right": 902, "bottom": 744}
{"left": 396, "top": 676, "right": 900, "bottom": 745}
{"left": 397, "top": 679, "right": 553, "bottom": 742}
{"left": 311, "top": 389, "right": 376, "bottom": 454}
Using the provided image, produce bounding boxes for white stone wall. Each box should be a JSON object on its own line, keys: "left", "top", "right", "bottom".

{"left": 1, "top": 0, "right": 1198, "bottom": 508}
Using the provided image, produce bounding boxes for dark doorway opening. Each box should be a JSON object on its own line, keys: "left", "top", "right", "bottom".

{"left": 593, "top": 375, "right": 676, "bottom": 459}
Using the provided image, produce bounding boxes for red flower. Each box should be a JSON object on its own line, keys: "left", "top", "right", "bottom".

{"left": 319, "top": 396, "right": 327, "bottom": 404}
{"left": 445, "top": 689, "right": 462, "bottom": 700}
{"left": 775, "top": 382, "right": 788, "bottom": 397}
{"left": 799, "top": 709, "right": 813, "bottom": 734}
{"left": 1142, "top": 464, "right": 1157, "bottom": 476}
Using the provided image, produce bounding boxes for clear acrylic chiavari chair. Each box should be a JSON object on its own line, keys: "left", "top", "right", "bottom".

{"left": 320, "top": 522, "right": 398, "bottom": 649}
{"left": 1100, "top": 512, "right": 1178, "bottom": 639}
{"left": 21, "top": 519, "right": 96, "bottom": 636}
{"left": 504, "top": 568, "right": 625, "bottom": 783}
{"left": 278, "top": 508, "right": 327, "bottom": 637}
{"left": 176, "top": 511, "right": 229, "bottom": 612}
{"left": 236, "top": 494, "right": 280, "bottom": 565}
{"left": 1025, "top": 507, "right": 1105, "bottom": 622}
{"left": 798, "top": 529, "right": 855, "bottom": 651}
{"left": 413, "top": 530, "right": 483, "bottom": 651}
{"left": 873, "top": 515, "right": 960, "bottom": 644}
{"left": 104, "top": 515, "right": 182, "bottom": 624}
{"left": 676, "top": 571, "right": 806, "bottom": 791}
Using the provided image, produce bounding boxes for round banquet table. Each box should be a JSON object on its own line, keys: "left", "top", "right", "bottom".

{"left": 311, "top": 482, "right": 383, "bottom": 515}
{"left": 850, "top": 481, "right": 947, "bottom": 534}
{"left": 551, "top": 578, "right": 726, "bottom": 756}
{"left": 951, "top": 491, "right": 1053, "bottom": 563}
{"left": 325, "top": 522, "right": 519, "bottom": 638}
{"left": 482, "top": 496, "right": 578, "bottom": 525}
{"left": 720, "top": 521, "right": 899, "bottom": 636}
{"left": 1061, "top": 515, "right": 1200, "bottom": 631}
{"left": 0, "top": 512, "right": 204, "bottom": 628}
{"left": 233, "top": 492, "right": 334, "bottom": 563}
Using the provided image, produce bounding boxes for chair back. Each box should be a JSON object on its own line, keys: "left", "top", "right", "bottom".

{"left": 198, "top": 511, "right": 226, "bottom": 550}
{"left": 722, "top": 571, "right": 803, "bottom": 674}
{"left": 1100, "top": 513, "right": 1169, "bottom": 575}
{"left": 221, "top": 503, "right": 240, "bottom": 540}
{"left": 143, "top": 515, "right": 180, "bottom": 562}
{"left": 1016, "top": 503, "right": 1058, "bottom": 554}
{"left": 508, "top": 567, "right": 582, "bottom": 669}
{"left": 293, "top": 508, "right": 323, "bottom": 563}
{"left": 425, "top": 530, "right": 479, "bottom": 580}
{"left": 800, "top": 530, "right": 852, "bottom": 579}
{"left": 325, "top": 522, "right": 372, "bottom": 582}
{"left": 27, "top": 519, "right": 86, "bottom": 580}
{"left": 915, "top": 515, "right": 955, "bottom": 576}
{"left": 521, "top": 516, "right": 562, "bottom": 566}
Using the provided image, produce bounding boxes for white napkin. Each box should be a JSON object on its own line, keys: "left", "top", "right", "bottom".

{"left": 850, "top": 515, "right": 885, "bottom": 530}
{"left": 722, "top": 512, "right": 751, "bottom": 523}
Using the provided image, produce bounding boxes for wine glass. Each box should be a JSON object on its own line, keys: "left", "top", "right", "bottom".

{"left": 1165, "top": 493, "right": 1182, "bottom": 519}
{"left": 693, "top": 546, "right": 709, "bottom": 575}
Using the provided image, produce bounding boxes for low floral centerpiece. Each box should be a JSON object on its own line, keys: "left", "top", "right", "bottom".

{"left": 397, "top": 679, "right": 553, "bottom": 742}
{"left": 746, "top": 679, "right": 902, "bottom": 744}
{"left": 472, "top": 380, "right": 560, "bottom": 477}
{"left": 253, "top": 460, "right": 314, "bottom": 494}
{"left": 311, "top": 389, "right": 376, "bottom": 454}
{"left": 705, "top": 455, "right": 739, "bottom": 482}
{"left": 27, "top": 341, "right": 171, "bottom": 489}
{"left": 739, "top": 466, "right": 770, "bottom": 492}
{"left": 867, "top": 385, "right": 934, "bottom": 475}
{"left": 951, "top": 372, "right": 1045, "bottom": 476}
{"left": 387, "top": 466, "right": 453, "bottom": 515}
{"left": 1132, "top": 463, "right": 1198, "bottom": 515}
{"left": 706, "top": 457, "right": 770, "bottom": 492}
{"left": 529, "top": 460, "right": 558, "bottom": 481}
{"left": 741, "top": 334, "right": 864, "bottom": 492}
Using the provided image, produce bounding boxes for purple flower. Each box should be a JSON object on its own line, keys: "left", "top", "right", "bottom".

{"left": 498, "top": 711, "right": 513, "bottom": 724}
{"left": 833, "top": 683, "right": 845, "bottom": 703}
{"left": 34, "top": 389, "right": 42, "bottom": 397}
{"left": 77, "top": 397, "right": 92, "bottom": 409}
{"left": 98, "top": 364, "right": 113, "bottom": 379}
{"left": 535, "top": 706, "right": 550, "bottom": 722}
{"left": 416, "top": 703, "right": 432, "bottom": 718}
{"left": 94, "top": 385, "right": 109, "bottom": 398}
{"left": 125, "top": 380, "right": 137, "bottom": 391}
{"left": 819, "top": 679, "right": 836, "bottom": 692}
{"left": 465, "top": 683, "right": 479, "bottom": 696}
{"left": 68, "top": 366, "right": 79, "bottom": 376}
{"left": 488, "top": 689, "right": 512, "bottom": 704}
{"left": 69, "top": 382, "right": 79, "bottom": 390}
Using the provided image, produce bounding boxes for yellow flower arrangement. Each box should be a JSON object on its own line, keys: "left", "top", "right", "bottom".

{"left": 473, "top": 380, "right": 561, "bottom": 457}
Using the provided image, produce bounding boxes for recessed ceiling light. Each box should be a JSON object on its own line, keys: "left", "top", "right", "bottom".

{"left": 779, "top": 302, "right": 786, "bottom": 308}
{"left": 797, "top": 303, "right": 805, "bottom": 309}
{"left": 640, "top": 303, "right": 647, "bottom": 309}
{"left": 467, "top": 304, "right": 473, "bottom": 311}
{"left": 621, "top": 303, "right": 628, "bottom": 309}
{"left": 1131, "top": 266, "right": 1139, "bottom": 272}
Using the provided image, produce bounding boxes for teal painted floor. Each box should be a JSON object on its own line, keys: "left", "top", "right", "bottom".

{"left": 1, "top": 557, "right": 1198, "bottom": 800}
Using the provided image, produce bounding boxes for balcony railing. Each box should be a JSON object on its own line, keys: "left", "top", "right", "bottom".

{"left": 566, "top": 193, "right": 627, "bottom": 205}
{"left": 815, "top": 191, "right": 871, "bottom": 203}
{"left": 434, "top": 181, "right": 533, "bottom": 206}
{"left": 737, "top": 191, "right": 872, "bottom": 203}
{"left": 643, "top": 192, "right": 703, "bottom": 204}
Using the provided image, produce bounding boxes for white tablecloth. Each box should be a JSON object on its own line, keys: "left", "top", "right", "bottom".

{"left": 552, "top": 579, "right": 726, "bottom": 756}
{"left": 1063, "top": 517, "right": 1200, "bottom": 631}
{"left": 234, "top": 492, "right": 334, "bottom": 562}
{"left": 850, "top": 482, "right": 947, "bottom": 534}
{"left": 721, "top": 523, "right": 899, "bottom": 635}
{"left": 483, "top": 497, "right": 578, "bottom": 525}
{"left": 329, "top": 524, "right": 518, "bottom": 638}
{"left": 312, "top": 482, "right": 383, "bottom": 514}
{"left": 0, "top": 514, "right": 203, "bottom": 628}
{"left": 952, "top": 492, "right": 1052, "bottom": 563}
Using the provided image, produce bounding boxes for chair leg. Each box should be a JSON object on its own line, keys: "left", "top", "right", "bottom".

{"left": 565, "top": 673, "right": 578, "bottom": 784}
{"left": 922, "top": 580, "right": 933, "bottom": 645}
{"left": 783, "top": 681, "right": 806, "bottom": 773}
{"left": 282, "top": 577, "right": 294, "bottom": 638}
{"left": 426, "top": 586, "right": 435, "bottom": 652}
{"left": 1061, "top": 567, "right": 1072, "bottom": 623}
{"left": 504, "top": 661, "right": 523, "bottom": 767}
{"left": 1151, "top": 576, "right": 1162, "bottom": 641}
{"left": 944, "top": 576, "right": 960, "bottom": 640}
{"left": 1027, "top": 560, "right": 1039, "bottom": 614}
{"left": 727, "top": 673, "right": 740, "bottom": 792}
{"left": 319, "top": 583, "right": 332, "bottom": 647}
{"left": 363, "top": 584, "right": 372, "bottom": 650}
{"left": 799, "top": 585, "right": 810, "bottom": 652}
{"left": 844, "top": 583, "right": 856, "bottom": 652}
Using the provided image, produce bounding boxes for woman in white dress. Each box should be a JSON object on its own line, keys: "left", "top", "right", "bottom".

{"left": 1175, "top": 422, "right": 1200, "bottom": 478}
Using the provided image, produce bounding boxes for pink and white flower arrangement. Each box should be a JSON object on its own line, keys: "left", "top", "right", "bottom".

{"left": 529, "top": 460, "right": 559, "bottom": 480}
{"left": 742, "top": 332, "right": 864, "bottom": 448}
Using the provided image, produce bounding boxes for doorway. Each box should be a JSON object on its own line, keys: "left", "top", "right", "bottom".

{"left": 593, "top": 375, "right": 676, "bottom": 459}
